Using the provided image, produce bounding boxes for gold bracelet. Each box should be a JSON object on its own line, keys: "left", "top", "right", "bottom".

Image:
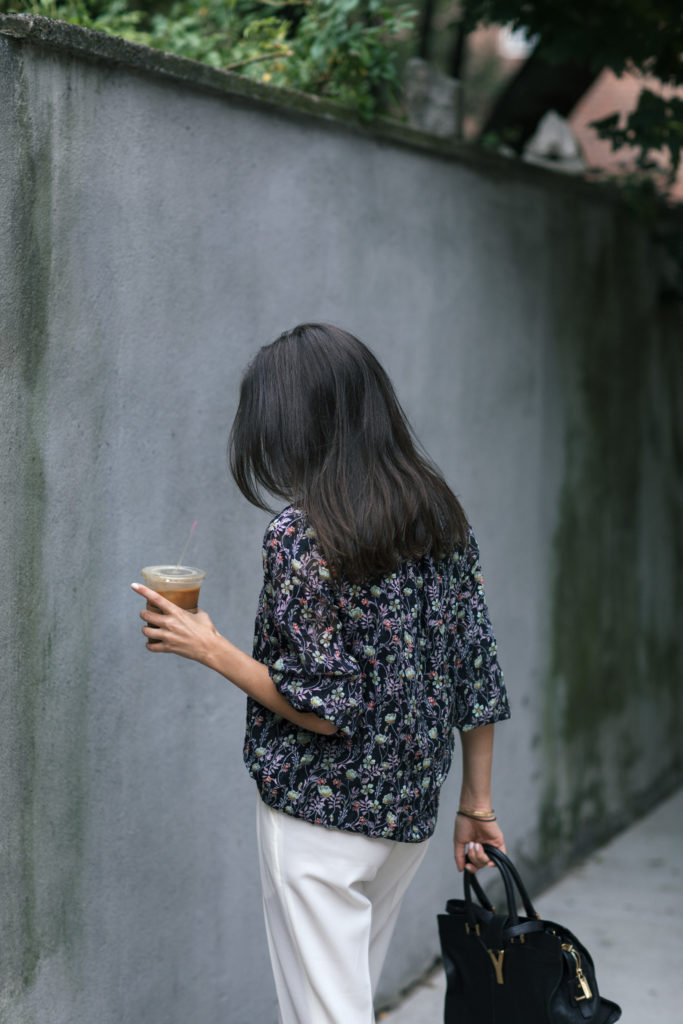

{"left": 457, "top": 810, "right": 497, "bottom": 823}
{"left": 459, "top": 806, "right": 495, "bottom": 819}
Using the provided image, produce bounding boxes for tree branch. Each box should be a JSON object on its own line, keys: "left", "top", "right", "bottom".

{"left": 224, "top": 49, "right": 294, "bottom": 72}
{"left": 255, "top": 0, "right": 311, "bottom": 7}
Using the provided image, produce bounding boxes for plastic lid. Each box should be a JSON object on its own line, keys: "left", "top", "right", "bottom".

{"left": 140, "top": 565, "right": 206, "bottom": 584}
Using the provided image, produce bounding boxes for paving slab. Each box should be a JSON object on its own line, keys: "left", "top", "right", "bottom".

{"left": 379, "top": 787, "right": 683, "bottom": 1024}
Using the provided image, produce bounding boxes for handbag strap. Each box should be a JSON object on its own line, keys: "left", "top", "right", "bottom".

{"left": 482, "top": 844, "right": 539, "bottom": 920}
{"left": 467, "top": 870, "right": 496, "bottom": 912}
{"left": 464, "top": 845, "right": 540, "bottom": 928}
{"left": 464, "top": 850, "right": 520, "bottom": 927}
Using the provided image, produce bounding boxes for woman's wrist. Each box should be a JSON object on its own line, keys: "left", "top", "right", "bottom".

{"left": 457, "top": 808, "right": 497, "bottom": 822}
{"left": 201, "top": 628, "right": 233, "bottom": 675}
{"left": 458, "top": 723, "right": 495, "bottom": 814}
{"left": 458, "top": 790, "right": 492, "bottom": 813}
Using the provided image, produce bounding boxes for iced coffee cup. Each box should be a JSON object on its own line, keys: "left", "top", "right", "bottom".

{"left": 140, "top": 565, "right": 206, "bottom": 614}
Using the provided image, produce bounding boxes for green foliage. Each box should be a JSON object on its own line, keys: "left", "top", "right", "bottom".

{"left": 4, "top": 0, "right": 417, "bottom": 119}
{"left": 467, "top": 0, "right": 683, "bottom": 190}
{"left": 13, "top": 0, "right": 147, "bottom": 34}
{"left": 282, "top": 0, "right": 417, "bottom": 120}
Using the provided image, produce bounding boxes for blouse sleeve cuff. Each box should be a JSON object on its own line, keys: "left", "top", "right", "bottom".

{"left": 457, "top": 700, "right": 511, "bottom": 732}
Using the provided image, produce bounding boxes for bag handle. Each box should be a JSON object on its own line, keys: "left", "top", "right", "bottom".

{"left": 464, "top": 847, "right": 520, "bottom": 926}
{"left": 481, "top": 844, "right": 539, "bottom": 920}
{"left": 466, "top": 870, "right": 496, "bottom": 912}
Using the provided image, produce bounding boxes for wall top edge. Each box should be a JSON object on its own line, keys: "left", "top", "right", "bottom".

{"left": 0, "top": 11, "right": 677, "bottom": 217}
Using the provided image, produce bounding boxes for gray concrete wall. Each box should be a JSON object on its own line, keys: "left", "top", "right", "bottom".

{"left": 1, "top": 15, "right": 681, "bottom": 1024}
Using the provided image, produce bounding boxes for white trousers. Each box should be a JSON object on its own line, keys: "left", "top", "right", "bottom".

{"left": 256, "top": 798, "right": 429, "bottom": 1024}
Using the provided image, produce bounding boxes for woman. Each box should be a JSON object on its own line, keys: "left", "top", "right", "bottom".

{"left": 132, "top": 323, "right": 509, "bottom": 1024}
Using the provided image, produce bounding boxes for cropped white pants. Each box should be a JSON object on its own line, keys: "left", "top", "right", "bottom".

{"left": 256, "top": 798, "right": 429, "bottom": 1024}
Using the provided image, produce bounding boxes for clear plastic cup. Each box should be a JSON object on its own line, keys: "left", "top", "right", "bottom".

{"left": 140, "top": 565, "right": 206, "bottom": 613}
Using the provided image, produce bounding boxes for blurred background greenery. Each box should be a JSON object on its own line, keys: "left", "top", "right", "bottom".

{"left": 2, "top": 0, "right": 682, "bottom": 199}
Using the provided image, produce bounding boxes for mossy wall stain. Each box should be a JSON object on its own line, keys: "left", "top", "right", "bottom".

{"left": 1, "top": 40, "right": 89, "bottom": 1013}
{"left": 648, "top": 299, "right": 683, "bottom": 753}
{"left": 539, "top": 210, "right": 683, "bottom": 870}
{"left": 3, "top": 42, "right": 53, "bottom": 1002}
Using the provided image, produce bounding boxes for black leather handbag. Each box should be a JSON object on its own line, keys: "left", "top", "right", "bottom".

{"left": 437, "top": 844, "right": 621, "bottom": 1023}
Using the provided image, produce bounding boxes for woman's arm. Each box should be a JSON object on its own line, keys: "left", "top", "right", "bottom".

{"left": 453, "top": 723, "right": 506, "bottom": 872}
{"left": 131, "top": 582, "right": 338, "bottom": 736}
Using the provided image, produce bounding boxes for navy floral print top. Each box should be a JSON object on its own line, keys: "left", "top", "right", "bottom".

{"left": 244, "top": 506, "right": 510, "bottom": 842}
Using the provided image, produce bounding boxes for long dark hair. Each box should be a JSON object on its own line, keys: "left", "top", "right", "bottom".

{"left": 229, "top": 323, "right": 468, "bottom": 581}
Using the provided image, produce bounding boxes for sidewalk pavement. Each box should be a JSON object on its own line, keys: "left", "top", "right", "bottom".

{"left": 379, "top": 786, "right": 683, "bottom": 1024}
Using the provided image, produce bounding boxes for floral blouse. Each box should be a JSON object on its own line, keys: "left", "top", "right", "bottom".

{"left": 244, "top": 506, "right": 510, "bottom": 842}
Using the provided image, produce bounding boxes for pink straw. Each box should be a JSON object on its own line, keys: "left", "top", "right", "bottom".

{"left": 176, "top": 520, "right": 198, "bottom": 567}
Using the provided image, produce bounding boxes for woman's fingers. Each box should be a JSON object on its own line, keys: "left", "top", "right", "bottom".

{"left": 139, "top": 606, "right": 168, "bottom": 627}
{"left": 131, "top": 582, "right": 180, "bottom": 650}
{"left": 464, "top": 842, "right": 491, "bottom": 872}
{"left": 144, "top": 632, "right": 167, "bottom": 650}
{"left": 139, "top": 603, "right": 174, "bottom": 644}
{"left": 130, "top": 581, "right": 176, "bottom": 614}
{"left": 454, "top": 841, "right": 489, "bottom": 873}
{"left": 132, "top": 582, "right": 219, "bottom": 663}
{"left": 454, "top": 814, "right": 506, "bottom": 873}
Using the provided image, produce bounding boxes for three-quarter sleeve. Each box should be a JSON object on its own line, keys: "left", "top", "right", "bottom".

{"left": 453, "top": 529, "right": 510, "bottom": 731}
{"left": 260, "top": 519, "right": 363, "bottom": 735}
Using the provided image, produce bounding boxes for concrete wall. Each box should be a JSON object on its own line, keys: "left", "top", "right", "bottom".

{"left": 1, "top": 15, "right": 682, "bottom": 1024}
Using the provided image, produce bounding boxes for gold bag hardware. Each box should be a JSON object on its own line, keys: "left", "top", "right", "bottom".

{"left": 487, "top": 949, "right": 505, "bottom": 985}
{"left": 562, "top": 942, "right": 593, "bottom": 1001}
